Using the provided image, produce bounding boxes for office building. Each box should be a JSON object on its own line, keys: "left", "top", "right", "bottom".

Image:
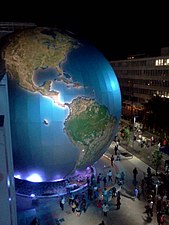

{"left": 110, "top": 47, "right": 169, "bottom": 118}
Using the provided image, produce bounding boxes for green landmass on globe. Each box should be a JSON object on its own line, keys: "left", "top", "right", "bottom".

{"left": 64, "top": 97, "right": 117, "bottom": 168}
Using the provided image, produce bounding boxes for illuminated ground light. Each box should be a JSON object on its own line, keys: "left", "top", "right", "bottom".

{"left": 30, "top": 194, "right": 35, "bottom": 197}
{"left": 53, "top": 178, "right": 64, "bottom": 182}
{"left": 14, "top": 174, "right": 21, "bottom": 179}
{"left": 26, "top": 173, "right": 42, "bottom": 182}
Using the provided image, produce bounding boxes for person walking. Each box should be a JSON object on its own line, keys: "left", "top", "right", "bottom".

{"left": 102, "top": 202, "right": 109, "bottom": 216}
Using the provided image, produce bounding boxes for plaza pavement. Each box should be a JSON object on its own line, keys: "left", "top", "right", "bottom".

{"left": 17, "top": 140, "right": 169, "bottom": 225}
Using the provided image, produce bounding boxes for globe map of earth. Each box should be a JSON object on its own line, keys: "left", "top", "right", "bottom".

{"left": 1, "top": 27, "right": 121, "bottom": 182}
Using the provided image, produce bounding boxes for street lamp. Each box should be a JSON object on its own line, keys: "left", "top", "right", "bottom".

{"left": 132, "top": 116, "right": 138, "bottom": 149}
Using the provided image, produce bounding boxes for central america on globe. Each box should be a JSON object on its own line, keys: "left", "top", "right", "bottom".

{"left": 1, "top": 27, "right": 121, "bottom": 182}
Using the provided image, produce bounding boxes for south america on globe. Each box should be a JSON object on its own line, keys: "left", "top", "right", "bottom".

{"left": 0, "top": 27, "right": 121, "bottom": 182}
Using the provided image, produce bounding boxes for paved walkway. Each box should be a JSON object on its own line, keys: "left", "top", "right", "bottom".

{"left": 17, "top": 144, "right": 169, "bottom": 225}
{"left": 119, "top": 119, "right": 169, "bottom": 172}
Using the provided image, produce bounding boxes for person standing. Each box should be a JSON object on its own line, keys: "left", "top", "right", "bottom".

{"left": 65, "top": 179, "right": 71, "bottom": 195}
{"left": 116, "top": 196, "right": 121, "bottom": 209}
{"left": 114, "top": 145, "right": 118, "bottom": 155}
{"left": 133, "top": 187, "right": 139, "bottom": 200}
{"left": 97, "top": 173, "right": 102, "bottom": 188}
{"left": 103, "top": 176, "right": 107, "bottom": 187}
{"left": 107, "top": 170, "right": 113, "bottom": 182}
{"left": 75, "top": 205, "right": 81, "bottom": 216}
{"left": 116, "top": 150, "right": 121, "bottom": 161}
{"left": 87, "top": 185, "right": 93, "bottom": 200}
{"left": 71, "top": 200, "right": 77, "bottom": 213}
{"left": 120, "top": 171, "right": 125, "bottom": 185}
{"left": 147, "top": 167, "right": 152, "bottom": 177}
{"left": 59, "top": 196, "right": 65, "bottom": 211}
{"left": 112, "top": 186, "right": 117, "bottom": 198}
{"left": 80, "top": 198, "right": 87, "bottom": 213}
{"left": 87, "top": 176, "right": 90, "bottom": 186}
{"left": 111, "top": 154, "right": 114, "bottom": 166}
{"left": 30, "top": 217, "right": 40, "bottom": 225}
{"left": 102, "top": 187, "right": 108, "bottom": 203}
{"left": 99, "top": 221, "right": 105, "bottom": 225}
{"left": 97, "top": 199, "right": 102, "bottom": 209}
{"left": 93, "top": 184, "right": 99, "bottom": 199}
{"left": 157, "top": 211, "right": 165, "bottom": 225}
{"left": 133, "top": 167, "right": 138, "bottom": 180}
{"left": 68, "top": 193, "right": 74, "bottom": 205}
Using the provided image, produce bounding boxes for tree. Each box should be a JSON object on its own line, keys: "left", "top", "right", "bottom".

{"left": 143, "top": 96, "right": 169, "bottom": 136}
{"left": 123, "top": 126, "right": 131, "bottom": 149}
{"left": 151, "top": 148, "right": 163, "bottom": 175}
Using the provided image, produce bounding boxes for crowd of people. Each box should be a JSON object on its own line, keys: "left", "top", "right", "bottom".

{"left": 136, "top": 165, "right": 169, "bottom": 224}
{"left": 22, "top": 134, "right": 169, "bottom": 224}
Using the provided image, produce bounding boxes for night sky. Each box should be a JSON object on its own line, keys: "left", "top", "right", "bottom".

{"left": 0, "top": 3, "right": 169, "bottom": 61}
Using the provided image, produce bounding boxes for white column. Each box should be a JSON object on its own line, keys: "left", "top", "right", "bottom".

{"left": 0, "top": 75, "right": 17, "bottom": 225}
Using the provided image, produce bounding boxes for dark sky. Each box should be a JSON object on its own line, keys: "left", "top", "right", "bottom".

{"left": 1, "top": 3, "right": 169, "bottom": 61}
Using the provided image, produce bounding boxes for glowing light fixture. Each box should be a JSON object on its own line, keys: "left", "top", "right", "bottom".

{"left": 30, "top": 194, "right": 35, "bottom": 197}
{"left": 26, "top": 173, "right": 42, "bottom": 182}
{"left": 14, "top": 174, "right": 21, "bottom": 179}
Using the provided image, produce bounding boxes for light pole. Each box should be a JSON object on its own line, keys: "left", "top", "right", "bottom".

{"left": 132, "top": 116, "right": 138, "bottom": 150}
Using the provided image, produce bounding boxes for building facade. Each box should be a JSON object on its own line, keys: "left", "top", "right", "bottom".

{"left": 110, "top": 48, "right": 169, "bottom": 118}
{"left": 0, "top": 22, "right": 36, "bottom": 225}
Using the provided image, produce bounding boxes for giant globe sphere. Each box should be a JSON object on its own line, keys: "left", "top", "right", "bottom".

{"left": 1, "top": 27, "right": 121, "bottom": 182}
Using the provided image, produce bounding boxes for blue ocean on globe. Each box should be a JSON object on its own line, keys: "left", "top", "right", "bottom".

{"left": 2, "top": 27, "right": 121, "bottom": 182}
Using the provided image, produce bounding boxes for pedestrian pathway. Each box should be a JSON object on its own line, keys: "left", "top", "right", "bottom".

{"left": 16, "top": 151, "right": 158, "bottom": 225}
{"left": 16, "top": 139, "right": 169, "bottom": 225}
{"left": 119, "top": 119, "right": 169, "bottom": 172}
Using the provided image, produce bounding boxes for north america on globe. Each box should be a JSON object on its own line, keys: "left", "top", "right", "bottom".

{"left": 0, "top": 27, "right": 121, "bottom": 181}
